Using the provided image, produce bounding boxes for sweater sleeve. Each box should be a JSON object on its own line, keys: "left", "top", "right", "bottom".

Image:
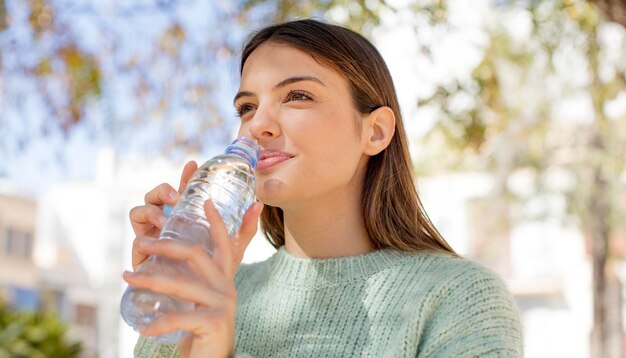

{"left": 417, "top": 260, "right": 524, "bottom": 358}
{"left": 133, "top": 336, "right": 179, "bottom": 358}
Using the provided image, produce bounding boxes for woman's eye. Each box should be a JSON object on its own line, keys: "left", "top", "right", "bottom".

{"left": 236, "top": 104, "right": 255, "bottom": 117}
{"left": 287, "top": 91, "right": 311, "bottom": 102}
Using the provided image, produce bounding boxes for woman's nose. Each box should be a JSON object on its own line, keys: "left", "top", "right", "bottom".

{"left": 247, "top": 108, "right": 280, "bottom": 140}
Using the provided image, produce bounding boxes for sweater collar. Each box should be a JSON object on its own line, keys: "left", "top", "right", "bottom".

{"left": 264, "top": 246, "right": 418, "bottom": 287}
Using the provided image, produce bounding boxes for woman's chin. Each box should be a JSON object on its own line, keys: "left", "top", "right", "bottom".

{"left": 255, "top": 179, "right": 288, "bottom": 206}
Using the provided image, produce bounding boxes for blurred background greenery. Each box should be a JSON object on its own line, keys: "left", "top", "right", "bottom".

{"left": 0, "top": 0, "right": 624, "bottom": 357}
{"left": 0, "top": 296, "right": 81, "bottom": 358}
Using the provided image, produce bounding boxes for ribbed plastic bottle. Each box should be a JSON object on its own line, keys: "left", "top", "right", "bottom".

{"left": 120, "top": 137, "right": 259, "bottom": 344}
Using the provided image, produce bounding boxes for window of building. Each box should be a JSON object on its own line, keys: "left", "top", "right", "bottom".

{"left": 3, "top": 228, "right": 33, "bottom": 259}
{"left": 5, "top": 286, "right": 40, "bottom": 311}
{"left": 4, "top": 228, "right": 13, "bottom": 255}
{"left": 73, "top": 303, "right": 97, "bottom": 326}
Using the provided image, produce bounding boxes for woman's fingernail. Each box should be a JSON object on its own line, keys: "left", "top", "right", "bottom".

{"left": 169, "top": 191, "right": 179, "bottom": 201}
{"left": 158, "top": 215, "right": 167, "bottom": 225}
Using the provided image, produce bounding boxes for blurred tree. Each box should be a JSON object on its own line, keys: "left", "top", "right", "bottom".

{"left": 0, "top": 297, "right": 82, "bottom": 358}
{"left": 0, "top": 0, "right": 7, "bottom": 31}
{"left": 0, "top": 0, "right": 246, "bottom": 177}
{"left": 419, "top": 1, "right": 625, "bottom": 357}
{"left": 590, "top": 0, "right": 626, "bottom": 26}
{"left": 239, "top": 0, "right": 452, "bottom": 36}
{"left": 240, "top": 0, "right": 389, "bottom": 34}
{"left": 0, "top": 0, "right": 440, "bottom": 174}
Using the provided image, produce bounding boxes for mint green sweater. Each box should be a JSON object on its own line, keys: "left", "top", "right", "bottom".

{"left": 134, "top": 247, "right": 523, "bottom": 357}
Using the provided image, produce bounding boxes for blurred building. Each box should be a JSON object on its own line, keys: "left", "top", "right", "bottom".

{"left": 0, "top": 181, "right": 98, "bottom": 358}
{"left": 0, "top": 189, "right": 38, "bottom": 310}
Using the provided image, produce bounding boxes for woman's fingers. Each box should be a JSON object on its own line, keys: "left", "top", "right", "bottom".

{"left": 141, "top": 309, "right": 235, "bottom": 358}
{"left": 143, "top": 183, "right": 180, "bottom": 208}
{"left": 129, "top": 205, "right": 168, "bottom": 236}
{"left": 140, "top": 162, "right": 196, "bottom": 213}
{"left": 204, "top": 201, "right": 234, "bottom": 279}
{"left": 122, "top": 270, "right": 230, "bottom": 308}
{"left": 204, "top": 200, "right": 263, "bottom": 279}
{"left": 178, "top": 161, "right": 198, "bottom": 194}
{"left": 130, "top": 163, "right": 196, "bottom": 267}
{"left": 133, "top": 237, "right": 229, "bottom": 292}
{"left": 139, "top": 308, "right": 233, "bottom": 339}
{"left": 131, "top": 236, "right": 159, "bottom": 271}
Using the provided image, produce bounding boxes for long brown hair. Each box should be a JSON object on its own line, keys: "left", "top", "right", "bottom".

{"left": 241, "top": 19, "right": 456, "bottom": 255}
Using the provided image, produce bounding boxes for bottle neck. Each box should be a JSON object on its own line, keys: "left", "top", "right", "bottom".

{"left": 225, "top": 137, "right": 260, "bottom": 169}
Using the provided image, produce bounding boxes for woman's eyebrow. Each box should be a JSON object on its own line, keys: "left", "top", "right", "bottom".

{"left": 233, "top": 76, "right": 326, "bottom": 105}
{"left": 233, "top": 91, "right": 253, "bottom": 105}
{"left": 274, "top": 76, "right": 326, "bottom": 89}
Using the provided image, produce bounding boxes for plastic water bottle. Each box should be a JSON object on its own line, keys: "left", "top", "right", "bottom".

{"left": 120, "top": 137, "right": 259, "bottom": 344}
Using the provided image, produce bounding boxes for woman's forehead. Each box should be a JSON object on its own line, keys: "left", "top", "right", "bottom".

{"left": 240, "top": 43, "right": 345, "bottom": 87}
{"left": 243, "top": 43, "right": 317, "bottom": 71}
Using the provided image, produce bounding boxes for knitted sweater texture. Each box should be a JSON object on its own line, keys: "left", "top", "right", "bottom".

{"left": 134, "top": 247, "right": 523, "bottom": 357}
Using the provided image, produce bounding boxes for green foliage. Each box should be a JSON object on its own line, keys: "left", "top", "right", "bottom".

{"left": 0, "top": 299, "right": 81, "bottom": 358}
{"left": 413, "top": 6, "right": 626, "bottom": 313}
{"left": 239, "top": 0, "right": 450, "bottom": 38}
{"left": 2, "top": 0, "right": 103, "bottom": 133}
{"left": 0, "top": 0, "right": 7, "bottom": 31}
{"left": 240, "top": 0, "right": 391, "bottom": 36}
{"left": 58, "top": 44, "right": 102, "bottom": 129}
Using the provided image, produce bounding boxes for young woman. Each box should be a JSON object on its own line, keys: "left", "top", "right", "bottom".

{"left": 124, "top": 19, "right": 523, "bottom": 357}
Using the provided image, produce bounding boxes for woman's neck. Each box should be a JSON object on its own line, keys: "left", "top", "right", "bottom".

{"left": 281, "top": 192, "right": 375, "bottom": 259}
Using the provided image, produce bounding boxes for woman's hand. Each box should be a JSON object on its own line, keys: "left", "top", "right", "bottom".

{"left": 129, "top": 161, "right": 198, "bottom": 270}
{"left": 123, "top": 199, "right": 264, "bottom": 358}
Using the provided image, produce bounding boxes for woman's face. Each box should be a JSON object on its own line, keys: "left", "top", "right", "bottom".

{"left": 236, "top": 42, "right": 370, "bottom": 210}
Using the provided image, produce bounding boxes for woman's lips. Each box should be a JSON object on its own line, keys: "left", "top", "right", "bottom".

{"left": 256, "top": 150, "right": 293, "bottom": 171}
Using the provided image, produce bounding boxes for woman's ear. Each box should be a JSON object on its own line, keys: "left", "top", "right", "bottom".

{"left": 362, "top": 106, "right": 396, "bottom": 155}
